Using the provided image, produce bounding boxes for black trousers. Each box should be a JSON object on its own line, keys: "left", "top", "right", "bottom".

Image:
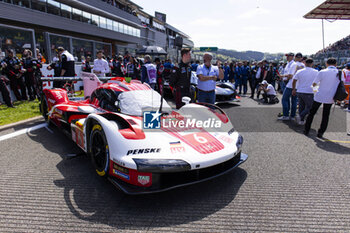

{"left": 0, "top": 79, "right": 12, "bottom": 107}
{"left": 9, "top": 75, "right": 27, "bottom": 101}
{"left": 24, "top": 73, "right": 37, "bottom": 100}
{"left": 305, "top": 101, "right": 332, "bottom": 135}
{"left": 248, "top": 78, "right": 255, "bottom": 97}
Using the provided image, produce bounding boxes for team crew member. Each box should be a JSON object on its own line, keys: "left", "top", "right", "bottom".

{"left": 1, "top": 50, "right": 27, "bottom": 101}
{"left": 260, "top": 80, "right": 278, "bottom": 104}
{"left": 0, "top": 66, "right": 13, "bottom": 107}
{"left": 155, "top": 58, "right": 164, "bottom": 94}
{"left": 111, "top": 55, "right": 124, "bottom": 77}
{"left": 82, "top": 56, "right": 92, "bottom": 73}
{"left": 241, "top": 61, "right": 250, "bottom": 95}
{"left": 47, "top": 55, "right": 62, "bottom": 88}
{"left": 93, "top": 51, "right": 110, "bottom": 77}
{"left": 169, "top": 48, "right": 192, "bottom": 109}
{"left": 141, "top": 55, "right": 157, "bottom": 89}
{"left": 57, "top": 47, "right": 75, "bottom": 78}
{"left": 196, "top": 52, "right": 224, "bottom": 104}
{"left": 292, "top": 58, "right": 318, "bottom": 125}
{"left": 278, "top": 53, "right": 297, "bottom": 120}
{"left": 21, "top": 49, "right": 41, "bottom": 100}
{"left": 304, "top": 58, "right": 340, "bottom": 138}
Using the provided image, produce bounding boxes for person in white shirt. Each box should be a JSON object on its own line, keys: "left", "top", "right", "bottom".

{"left": 93, "top": 50, "right": 110, "bottom": 77}
{"left": 278, "top": 53, "right": 297, "bottom": 120}
{"left": 292, "top": 58, "right": 318, "bottom": 125}
{"left": 260, "top": 80, "right": 278, "bottom": 104}
{"left": 304, "top": 58, "right": 340, "bottom": 138}
{"left": 196, "top": 52, "right": 224, "bottom": 104}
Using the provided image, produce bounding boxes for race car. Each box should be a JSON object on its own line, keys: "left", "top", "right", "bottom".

{"left": 40, "top": 73, "right": 248, "bottom": 194}
{"left": 215, "top": 81, "right": 240, "bottom": 104}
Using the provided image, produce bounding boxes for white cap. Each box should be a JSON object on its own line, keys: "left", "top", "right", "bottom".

{"left": 261, "top": 80, "right": 268, "bottom": 85}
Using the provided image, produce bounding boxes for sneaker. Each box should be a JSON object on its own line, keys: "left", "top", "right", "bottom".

{"left": 317, "top": 132, "right": 324, "bottom": 139}
{"left": 344, "top": 109, "right": 350, "bottom": 112}
{"left": 298, "top": 120, "right": 305, "bottom": 125}
{"left": 295, "top": 115, "right": 301, "bottom": 123}
{"left": 278, "top": 116, "right": 290, "bottom": 121}
{"left": 290, "top": 117, "right": 296, "bottom": 121}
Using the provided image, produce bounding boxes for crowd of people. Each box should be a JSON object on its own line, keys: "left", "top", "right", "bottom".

{"left": 0, "top": 49, "right": 43, "bottom": 107}
{"left": 1, "top": 46, "right": 349, "bottom": 137}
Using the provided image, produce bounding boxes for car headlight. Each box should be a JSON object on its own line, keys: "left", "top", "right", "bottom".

{"left": 133, "top": 159, "right": 191, "bottom": 173}
{"left": 236, "top": 134, "right": 243, "bottom": 150}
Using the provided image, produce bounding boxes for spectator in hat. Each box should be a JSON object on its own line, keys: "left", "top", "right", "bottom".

{"left": 304, "top": 58, "right": 340, "bottom": 138}
{"left": 292, "top": 58, "right": 318, "bottom": 125}
{"left": 278, "top": 52, "right": 297, "bottom": 121}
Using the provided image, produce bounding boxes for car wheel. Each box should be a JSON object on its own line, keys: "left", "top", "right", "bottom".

{"left": 40, "top": 95, "right": 49, "bottom": 123}
{"left": 89, "top": 123, "right": 109, "bottom": 177}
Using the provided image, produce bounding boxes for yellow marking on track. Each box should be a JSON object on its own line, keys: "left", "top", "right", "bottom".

{"left": 325, "top": 139, "right": 350, "bottom": 144}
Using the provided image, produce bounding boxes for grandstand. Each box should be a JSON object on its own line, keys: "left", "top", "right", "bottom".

{"left": 312, "top": 34, "right": 350, "bottom": 65}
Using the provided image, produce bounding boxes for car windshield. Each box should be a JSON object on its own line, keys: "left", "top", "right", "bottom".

{"left": 117, "top": 90, "right": 171, "bottom": 116}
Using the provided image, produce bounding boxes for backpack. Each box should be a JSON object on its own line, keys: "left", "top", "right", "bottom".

{"left": 333, "top": 71, "right": 348, "bottom": 101}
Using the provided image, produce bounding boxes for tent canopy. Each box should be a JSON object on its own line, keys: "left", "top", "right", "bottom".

{"left": 304, "top": 0, "right": 350, "bottom": 20}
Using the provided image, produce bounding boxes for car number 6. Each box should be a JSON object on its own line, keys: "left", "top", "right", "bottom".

{"left": 193, "top": 133, "right": 208, "bottom": 144}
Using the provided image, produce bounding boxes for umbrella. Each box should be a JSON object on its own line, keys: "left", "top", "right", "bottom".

{"left": 137, "top": 46, "right": 167, "bottom": 55}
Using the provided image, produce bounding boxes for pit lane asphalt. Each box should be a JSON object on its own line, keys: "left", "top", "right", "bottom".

{"left": 0, "top": 95, "right": 350, "bottom": 232}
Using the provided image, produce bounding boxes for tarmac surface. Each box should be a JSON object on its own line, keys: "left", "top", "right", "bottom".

{"left": 0, "top": 94, "right": 350, "bottom": 232}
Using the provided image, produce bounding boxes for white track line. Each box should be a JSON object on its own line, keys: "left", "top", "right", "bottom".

{"left": 0, "top": 123, "right": 46, "bottom": 142}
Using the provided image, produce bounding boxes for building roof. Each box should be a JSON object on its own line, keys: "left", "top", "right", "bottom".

{"left": 165, "top": 23, "right": 190, "bottom": 39}
{"left": 304, "top": 0, "right": 350, "bottom": 20}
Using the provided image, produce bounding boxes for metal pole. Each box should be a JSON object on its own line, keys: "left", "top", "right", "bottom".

{"left": 322, "top": 19, "right": 325, "bottom": 53}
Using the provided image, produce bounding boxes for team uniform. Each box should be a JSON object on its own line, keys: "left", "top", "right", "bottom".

{"left": 21, "top": 56, "right": 42, "bottom": 100}
{"left": 169, "top": 61, "right": 191, "bottom": 109}
{"left": 1, "top": 56, "right": 27, "bottom": 101}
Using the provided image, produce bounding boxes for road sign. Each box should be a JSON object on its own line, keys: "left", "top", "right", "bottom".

{"left": 199, "top": 47, "right": 218, "bottom": 52}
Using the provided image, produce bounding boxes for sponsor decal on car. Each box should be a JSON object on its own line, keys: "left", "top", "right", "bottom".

{"left": 113, "top": 163, "right": 129, "bottom": 174}
{"left": 169, "top": 141, "right": 185, "bottom": 153}
{"left": 48, "top": 98, "right": 56, "bottom": 104}
{"left": 113, "top": 169, "right": 130, "bottom": 180}
{"left": 138, "top": 175, "right": 150, "bottom": 185}
{"left": 218, "top": 135, "right": 234, "bottom": 144}
{"left": 127, "top": 148, "right": 161, "bottom": 155}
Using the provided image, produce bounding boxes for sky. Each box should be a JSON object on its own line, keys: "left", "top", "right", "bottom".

{"left": 132, "top": 0, "right": 350, "bottom": 55}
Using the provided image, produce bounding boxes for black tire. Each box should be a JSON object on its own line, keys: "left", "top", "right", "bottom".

{"left": 40, "top": 95, "right": 49, "bottom": 122}
{"left": 89, "top": 123, "right": 110, "bottom": 177}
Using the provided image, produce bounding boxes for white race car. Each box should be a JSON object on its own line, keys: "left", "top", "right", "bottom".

{"left": 41, "top": 74, "right": 248, "bottom": 194}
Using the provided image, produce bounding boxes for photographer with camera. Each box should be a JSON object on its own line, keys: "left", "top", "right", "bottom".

{"left": 259, "top": 80, "right": 279, "bottom": 104}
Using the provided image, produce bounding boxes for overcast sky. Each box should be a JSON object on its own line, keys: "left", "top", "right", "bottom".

{"left": 132, "top": 0, "right": 350, "bottom": 55}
